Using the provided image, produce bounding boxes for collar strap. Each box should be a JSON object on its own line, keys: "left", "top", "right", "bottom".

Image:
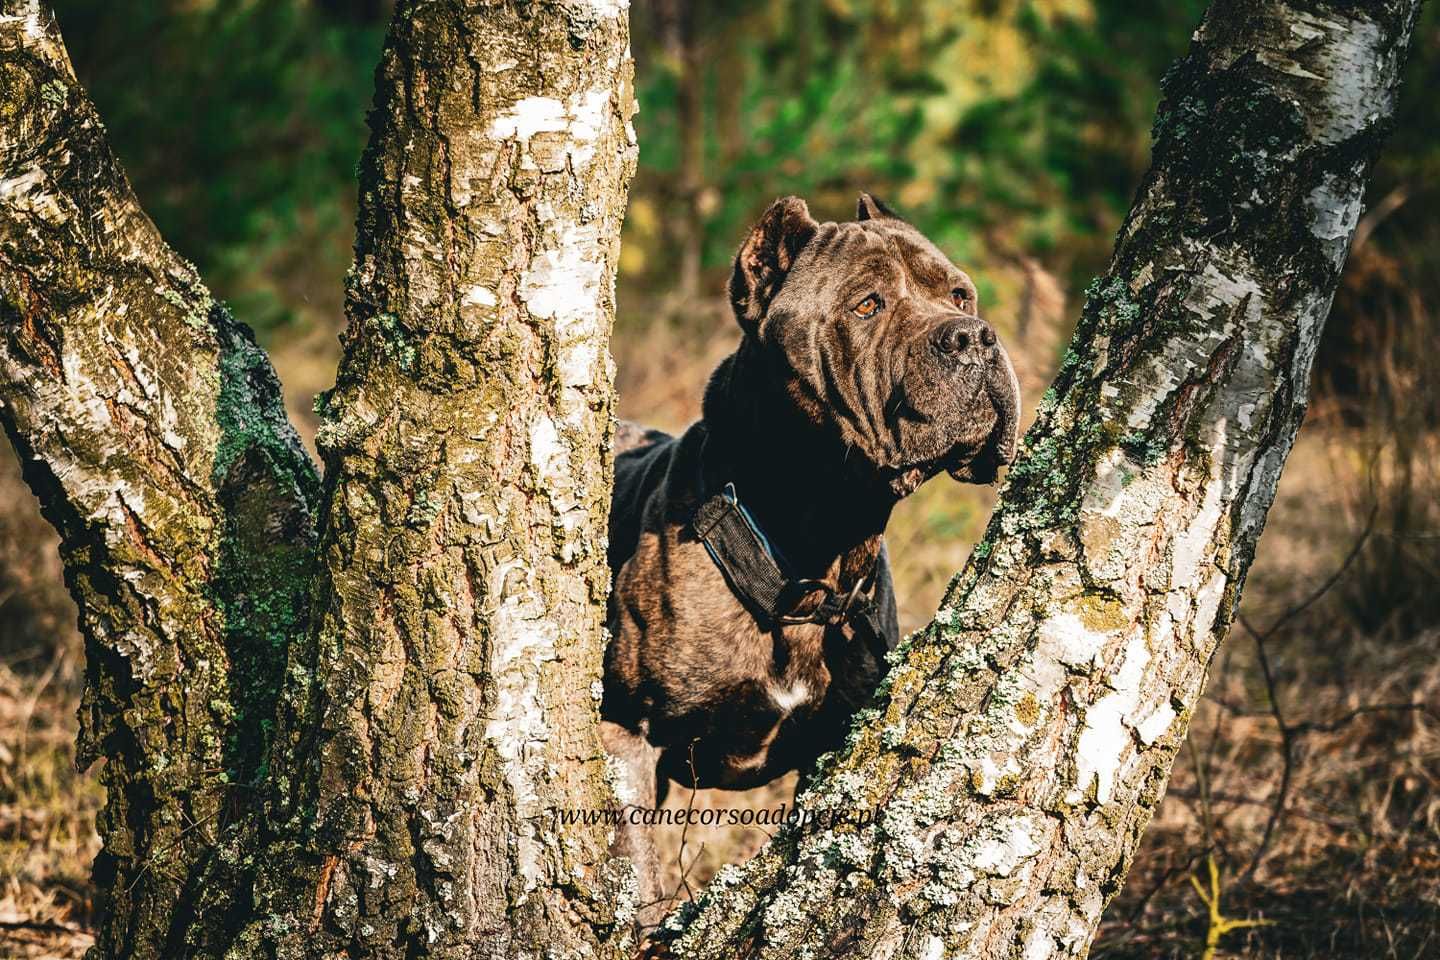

{"left": 692, "top": 483, "right": 880, "bottom": 630}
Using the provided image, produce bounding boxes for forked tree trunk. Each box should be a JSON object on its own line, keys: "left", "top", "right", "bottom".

{"left": 2, "top": 0, "right": 637, "bottom": 957}
{"left": 0, "top": 0, "right": 1420, "bottom": 958}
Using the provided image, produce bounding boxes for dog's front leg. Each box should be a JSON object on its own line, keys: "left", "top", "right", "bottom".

{"left": 599, "top": 719, "right": 665, "bottom": 925}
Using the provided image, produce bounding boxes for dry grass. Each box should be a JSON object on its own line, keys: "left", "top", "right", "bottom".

{"left": 0, "top": 449, "right": 99, "bottom": 960}
{"left": 2, "top": 276, "right": 1436, "bottom": 957}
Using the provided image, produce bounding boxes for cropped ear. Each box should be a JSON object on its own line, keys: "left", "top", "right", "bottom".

{"left": 856, "top": 192, "right": 902, "bottom": 222}
{"left": 728, "top": 196, "right": 819, "bottom": 334}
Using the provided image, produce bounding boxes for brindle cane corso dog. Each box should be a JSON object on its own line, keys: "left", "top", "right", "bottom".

{"left": 602, "top": 194, "right": 1020, "bottom": 897}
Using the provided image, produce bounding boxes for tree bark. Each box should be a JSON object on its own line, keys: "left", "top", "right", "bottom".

{"left": 230, "top": 1, "right": 639, "bottom": 957}
{"left": 0, "top": 5, "right": 319, "bottom": 957}
{"left": 654, "top": 1, "right": 1421, "bottom": 958}
{"left": 3, "top": 1, "right": 636, "bottom": 957}
{"left": 0, "top": 0, "right": 1421, "bottom": 958}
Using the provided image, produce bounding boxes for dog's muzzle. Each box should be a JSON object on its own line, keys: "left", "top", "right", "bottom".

{"left": 946, "top": 338, "right": 1020, "bottom": 483}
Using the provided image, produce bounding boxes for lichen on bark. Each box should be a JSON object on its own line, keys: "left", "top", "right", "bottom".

{"left": 0, "top": 3, "right": 318, "bottom": 956}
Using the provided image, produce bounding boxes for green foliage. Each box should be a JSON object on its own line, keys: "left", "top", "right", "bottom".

{"left": 623, "top": 0, "right": 1207, "bottom": 295}
{"left": 53, "top": 0, "right": 384, "bottom": 335}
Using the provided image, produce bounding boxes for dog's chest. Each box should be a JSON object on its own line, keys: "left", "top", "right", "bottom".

{"left": 765, "top": 676, "right": 813, "bottom": 713}
{"left": 720, "top": 641, "right": 829, "bottom": 779}
{"left": 763, "top": 620, "right": 829, "bottom": 713}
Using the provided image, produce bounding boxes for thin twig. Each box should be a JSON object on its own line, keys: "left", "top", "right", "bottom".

{"left": 0, "top": 918, "right": 85, "bottom": 934}
{"left": 1190, "top": 854, "right": 1273, "bottom": 960}
{"left": 123, "top": 807, "right": 223, "bottom": 894}
{"left": 1243, "top": 626, "right": 1294, "bottom": 883}
{"left": 1289, "top": 702, "right": 1434, "bottom": 736}
{"left": 1247, "top": 504, "right": 1376, "bottom": 641}
{"left": 1238, "top": 508, "right": 1376, "bottom": 881}
{"left": 635, "top": 740, "right": 710, "bottom": 938}
{"left": 1349, "top": 183, "right": 1408, "bottom": 252}
{"left": 674, "top": 739, "right": 703, "bottom": 903}
{"left": 1186, "top": 734, "right": 1217, "bottom": 853}
{"left": 1125, "top": 847, "right": 1205, "bottom": 924}
{"left": 16, "top": 643, "right": 66, "bottom": 754}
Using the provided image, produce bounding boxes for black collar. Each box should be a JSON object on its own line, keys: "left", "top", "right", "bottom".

{"left": 692, "top": 483, "right": 888, "bottom": 661}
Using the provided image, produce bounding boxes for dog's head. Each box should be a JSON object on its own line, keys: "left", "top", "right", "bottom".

{"left": 728, "top": 194, "right": 1021, "bottom": 497}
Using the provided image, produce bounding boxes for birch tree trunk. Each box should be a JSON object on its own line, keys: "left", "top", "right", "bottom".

{"left": 0, "top": 0, "right": 1421, "bottom": 958}
{"left": 0, "top": 6, "right": 319, "bottom": 956}
{"left": 654, "top": 2, "right": 1422, "bottom": 957}
{"left": 234, "top": 2, "right": 639, "bottom": 956}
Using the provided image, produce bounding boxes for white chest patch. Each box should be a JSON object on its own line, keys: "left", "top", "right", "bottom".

{"left": 767, "top": 678, "right": 811, "bottom": 713}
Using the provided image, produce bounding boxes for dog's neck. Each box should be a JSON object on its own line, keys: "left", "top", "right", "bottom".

{"left": 700, "top": 339, "right": 894, "bottom": 584}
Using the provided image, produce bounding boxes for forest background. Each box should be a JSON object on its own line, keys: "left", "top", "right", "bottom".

{"left": 2, "top": 1, "right": 1436, "bottom": 956}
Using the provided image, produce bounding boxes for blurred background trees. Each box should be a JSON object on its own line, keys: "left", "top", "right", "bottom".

{"left": 2, "top": 1, "right": 1436, "bottom": 957}
{"left": 45, "top": 0, "right": 1440, "bottom": 445}
{"left": 44, "top": 0, "right": 1214, "bottom": 339}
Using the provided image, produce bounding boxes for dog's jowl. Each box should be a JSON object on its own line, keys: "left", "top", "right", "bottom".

{"left": 602, "top": 194, "right": 1021, "bottom": 898}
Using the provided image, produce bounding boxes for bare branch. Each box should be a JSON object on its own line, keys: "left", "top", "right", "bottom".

{"left": 1239, "top": 506, "right": 1375, "bottom": 879}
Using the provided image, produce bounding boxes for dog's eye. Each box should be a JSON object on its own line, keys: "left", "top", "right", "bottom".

{"left": 951, "top": 287, "right": 973, "bottom": 310}
{"left": 853, "top": 294, "right": 884, "bottom": 319}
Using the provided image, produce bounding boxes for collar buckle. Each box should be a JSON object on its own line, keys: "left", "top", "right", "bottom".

{"left": 694, "top": 481, "right": 878, "bottom": 628}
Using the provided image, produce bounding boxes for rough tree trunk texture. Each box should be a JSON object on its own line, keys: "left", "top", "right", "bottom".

{"left": 0, "top": 0, "right": 1420, "bottom": 957}
{"left": 0, "top": 4, "right": 320, "bottom": 957}
{"left": 655, "top": 1, "right": 1421, "bottom": 958}
{"left": 2, "top": 1, "right": 637, "bottom": 958}
{"left": 232, "top": 1, "right": 639, "bottom": 958}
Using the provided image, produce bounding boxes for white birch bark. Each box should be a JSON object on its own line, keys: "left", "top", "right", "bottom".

{"left": 232, "top": 2, "right": 641, "bottom": 958}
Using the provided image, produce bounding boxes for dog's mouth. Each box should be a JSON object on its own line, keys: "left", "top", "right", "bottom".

{"left": 885, "top": 436, "right": 1005, "bottom": 497}
{"left": 884, "top": 402, "right": 1018, "bottom": 498}
{"left": 883, "top": 460, "right": 940, "bottom": 499}
{"left": 944, "top": 421, "right": 1015, "bottom": 484}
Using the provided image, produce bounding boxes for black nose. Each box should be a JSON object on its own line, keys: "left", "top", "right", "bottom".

{"left": 932, "top": 316, "right": 996, "bottom": 357}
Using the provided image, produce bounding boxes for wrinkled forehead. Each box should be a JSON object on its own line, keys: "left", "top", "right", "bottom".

{"left": 797, "top": 219, "right": 971, "bottom": 290}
